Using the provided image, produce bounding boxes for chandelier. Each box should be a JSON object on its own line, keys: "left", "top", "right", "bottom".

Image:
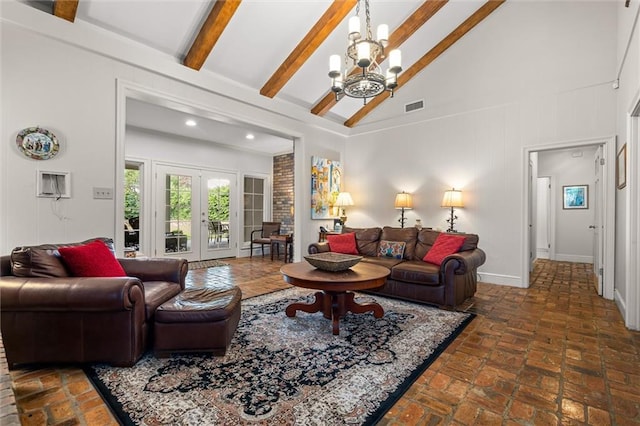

{"left": 329, "top": 0, "right": 402, "bottom": 104}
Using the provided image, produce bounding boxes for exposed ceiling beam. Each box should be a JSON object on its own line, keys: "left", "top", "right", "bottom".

{"left": 311, "top": 0, "right": 449, "bottom": 117}
{"left": 260, "top": 0, "right": 357, "bottom": 99}
{"left": 184, "top": 0, "right": 242, "bottom": 71}
{"left": 344, "top": 0, "right": 505, "bottom": 128}
{"left": 53, "top": 0, "right": 79, "bottom": 23}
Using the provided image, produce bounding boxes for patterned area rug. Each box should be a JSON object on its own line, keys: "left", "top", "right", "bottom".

{"left": 87, "top": 288, "right": 474, "bottom": 425}
{"left": 187, "top": 259, "right": 230, "bottom": 270}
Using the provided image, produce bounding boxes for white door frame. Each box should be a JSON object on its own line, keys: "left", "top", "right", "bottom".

{"left": 114, "top": 79, "right": 302, "bottom": 259}
{"left": 522, "top": 136, "right": 615, "bottom": 299}
{"left": 624, "top": 91, "right": 640, "bottom": 330}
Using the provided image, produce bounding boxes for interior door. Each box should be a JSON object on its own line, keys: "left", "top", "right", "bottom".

{"left": 536, "top": 177, "right": 551, "bottom": 260}
{"left": 201, "top": 171, "right": 236, "bottom": 259}
{"left": 593, "top": 146, "right": 604, "bottom": 295}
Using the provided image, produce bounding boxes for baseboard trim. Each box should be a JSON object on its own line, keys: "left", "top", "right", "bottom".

{"left": 554, "top": 254, "right": 593, "bottom": 263}
{"left": 477, "top": 272, "right": 523, "bottom": 288}
{"left": 615, "top": 288, "right": 628, "bottom": 326}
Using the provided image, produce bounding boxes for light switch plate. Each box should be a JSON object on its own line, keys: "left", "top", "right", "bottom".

{"left": 93, "top": 187, "right": 113, "bottom": 199}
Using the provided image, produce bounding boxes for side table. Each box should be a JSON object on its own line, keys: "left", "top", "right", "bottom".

{"left": 270, "top": 234, "right": 293, "bottom": 263}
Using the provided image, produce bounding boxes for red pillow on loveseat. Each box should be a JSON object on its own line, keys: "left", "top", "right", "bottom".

{"left": 423, "top": 233, "right": 465, "bottom": 266}
{"left": 326, "top": 232, "right": 359, "bottom": 255}
{"left": 58, "top": 240, "right": 127, "bottom": 277}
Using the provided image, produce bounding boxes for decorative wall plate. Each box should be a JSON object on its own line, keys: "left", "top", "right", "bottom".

{"left": 16, "top": 127, "right": 59, "bottom": 160}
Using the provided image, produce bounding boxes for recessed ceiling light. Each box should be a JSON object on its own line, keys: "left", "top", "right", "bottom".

{"left": 185, "top": 119, "right": 197, "bottom": 127}
{"left": 246, "top": 133, "right": 255, "bottom": 140}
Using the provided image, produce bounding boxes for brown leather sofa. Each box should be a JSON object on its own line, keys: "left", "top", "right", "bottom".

{"left": 308, "top": 227, "right": 486, "bottom": 308}
{"left": 0, "top": 238, "right": 188, "bottom": 367}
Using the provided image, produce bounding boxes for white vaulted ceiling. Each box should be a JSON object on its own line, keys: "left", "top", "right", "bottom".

{"left": 16, "top": 0, "right": 506, "bottom": 151}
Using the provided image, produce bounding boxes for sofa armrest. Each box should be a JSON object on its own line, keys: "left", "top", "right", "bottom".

{"left": 0, "top": 276, "right": 145, "bottom": 311}
{"left": 119, "top": 257, "right": 188, "bottom": 290}
{"left": 308, "top": 242, "right": 331, "bottom": 254}
{"left": 441, "top": 248, "right": 486, "bottom": 275}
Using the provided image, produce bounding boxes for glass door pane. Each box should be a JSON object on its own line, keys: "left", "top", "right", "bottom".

{"left": 202, "top": 171, "right": 236, "bottom": 259}
{"left": 164, "top": 174, "right": 192, "bottom": 254}
{"left": 155, "top": 165, "right": 199, "bottom": 261}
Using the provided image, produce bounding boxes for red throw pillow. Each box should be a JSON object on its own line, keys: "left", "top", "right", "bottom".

{"left": 326, "top": 232, "right": 358, "bottom": 255}
{"left": 423, "top": 234, "right": 466, "bottom": 266}
{"left": 58, "top": 240, "right": 127, "bottom": 277}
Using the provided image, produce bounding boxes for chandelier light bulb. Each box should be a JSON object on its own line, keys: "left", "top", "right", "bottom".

{"left": 389, "top": 49, "right": 402, "bottom": 74}
{"left": 348, "top": 16, "right": 361, "bottom": 41}
{"left": 329, "top": 54, "right": 342, "bottom": 78}
{"left": 357, "top": 42, "right": 371, "bottom": 68}
{"left": 377, "top": 24, "right": 389, "bottom": 47}
{"left": 386, "top": 70, "right": 397, "bottom": 89}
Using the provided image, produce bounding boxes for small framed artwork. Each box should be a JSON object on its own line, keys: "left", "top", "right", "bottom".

{"left": 563, "top": 185, "right": 588, "bottom": 209}
{"left": 617, "top": 143, "right": 627, "bottom": 189}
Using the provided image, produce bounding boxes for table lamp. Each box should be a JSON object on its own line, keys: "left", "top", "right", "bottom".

{"left": 441, "top": 189, "right": 464, "bottom": 232}
{"left": 335, "top": 192, "right": 354, "bottom": 225}
{"left": 394, "top": 191, "right": 413, "bottom": 228}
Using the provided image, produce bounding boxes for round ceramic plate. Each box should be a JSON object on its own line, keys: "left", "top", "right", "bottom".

{"left": 16, "top": 127, "right": 59, "bottom": 160}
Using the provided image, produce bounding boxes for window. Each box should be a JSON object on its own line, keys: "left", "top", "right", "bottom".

{"left": 243, "top": 176, "right": 265, "bottom": 242}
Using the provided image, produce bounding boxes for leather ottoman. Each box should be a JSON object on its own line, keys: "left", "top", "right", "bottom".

{"left": 153, "top": 283, "right": 242, "bottom": 357}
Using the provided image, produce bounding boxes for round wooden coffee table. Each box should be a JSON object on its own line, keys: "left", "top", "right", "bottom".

{"left": 280, "top": 262, "right": 390, "bottom": 335}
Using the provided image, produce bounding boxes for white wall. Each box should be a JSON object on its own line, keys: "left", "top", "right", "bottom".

{"left": 538, "top": 148, "right": 598, "bottom": 263}
{"left": 0, "top": 4, "right": 346, "bottom": 259}
{"left": 126, "top": 127, "right": 274, "bottom": 175}
{"left": 615, "top": 2, "right": 640, "bottom": 327}
{"left": 345, "top": 1, "right": 617, "bottom": 287}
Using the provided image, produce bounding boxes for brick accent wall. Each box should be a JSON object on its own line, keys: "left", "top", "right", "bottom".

{"left": 273, "top": 153, "right": 294, "bottom": 235}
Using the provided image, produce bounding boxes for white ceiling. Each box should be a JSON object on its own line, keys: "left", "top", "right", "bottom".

{"left": 19, "top": 0, "right": 497, "bottom": 153}
{"left": 126, "top": 98, "right": 294, "bottom": 155}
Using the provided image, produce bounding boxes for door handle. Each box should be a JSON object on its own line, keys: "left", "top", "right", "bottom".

{"left": 588, "top": 225, "right": 596, "bottom": 229}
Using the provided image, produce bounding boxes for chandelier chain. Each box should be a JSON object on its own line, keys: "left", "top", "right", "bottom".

{"left": 364, "top": 0, "right": 373, "bottom": 40}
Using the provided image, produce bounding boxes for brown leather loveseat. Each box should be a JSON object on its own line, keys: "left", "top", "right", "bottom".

{"left": 0, "top": 238, "right": 187, "bottom": 367}
{"left": 308, "top": 226, "right": 486, "bottom": 308}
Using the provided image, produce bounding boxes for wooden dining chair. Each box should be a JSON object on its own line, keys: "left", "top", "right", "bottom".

{"left": 250, "top": 222, "right": 281, "bottom": 258}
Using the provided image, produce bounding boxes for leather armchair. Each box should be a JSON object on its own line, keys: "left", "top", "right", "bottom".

{"left": 0, "top": 239, "right": 187, "bottom": 367}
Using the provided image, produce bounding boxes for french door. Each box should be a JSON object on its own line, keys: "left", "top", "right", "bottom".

{"left": 155, "top": 164, "right": 236, "bottom": 261}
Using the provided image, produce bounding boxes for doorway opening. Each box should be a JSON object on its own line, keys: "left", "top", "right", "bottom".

{"left": 523, "top": 137, "right": 615, "bottom": 299}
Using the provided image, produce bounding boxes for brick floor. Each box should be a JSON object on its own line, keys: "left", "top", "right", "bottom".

{"left": 7, "top": 257, "right": 640, "bottom": 425}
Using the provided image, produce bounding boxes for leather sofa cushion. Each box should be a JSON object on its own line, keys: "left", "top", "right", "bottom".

{"left": 380, "top": 227, "right": 418, "bottom": 260}
{"left": 342, "top": 227, "right": 381, "bottom": 257}
{"left": 390, "top": 261, "right": 440, "bottom": 285}
{"left": 11, "top": 238, "right": 115, "bottom": 278}
{"left": 361, "top": 256, "right": 404, "bottom": 269}
{"left": 414, "top": 230, "right": 479, "bottom": 261}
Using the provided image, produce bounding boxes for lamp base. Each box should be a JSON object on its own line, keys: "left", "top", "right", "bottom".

{"left": 398, "top": 208, "right": 407, "bottom": 228}
{"left": 445, "top": 207, "right": 458, "bottom": 233}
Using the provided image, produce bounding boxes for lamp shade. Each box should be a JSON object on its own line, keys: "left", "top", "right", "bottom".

{"left": 335, "top": 192, "right": 354, "bottom": 207}
{"left": 441, "top": 189, "right": 464, "bottom": 208}
{"left": 394, "top": 192, "right": 413, "bottom": 209}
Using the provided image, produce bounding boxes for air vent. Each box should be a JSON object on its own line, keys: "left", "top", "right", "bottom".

{"left": 404, "top": 100, "right": 424, "bottom": 113}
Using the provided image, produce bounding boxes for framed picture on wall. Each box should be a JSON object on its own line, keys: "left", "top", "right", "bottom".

{"left": 617, "top": 143, "right": 627, "bottom": 189}
{"left": 562, "top": 185, "right": 588, "bottom": 209}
